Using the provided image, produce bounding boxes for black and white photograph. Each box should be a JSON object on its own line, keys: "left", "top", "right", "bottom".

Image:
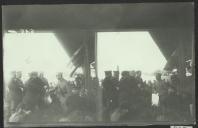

{"left": 2, "top": 2, "right": 195, "bottom": 127}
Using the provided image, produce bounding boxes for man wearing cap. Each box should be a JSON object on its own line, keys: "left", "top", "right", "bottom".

{"left": 39, "top": 72, "right": 49, "bottom": 88}
{"left": 118, "top": 71, "right": 142, "bottom": 120}
{"left": 118, "top": 71, "right": 132, "bottom": 104}
{"left": 56, "top": 73, "right": 70, "bottom": 96}
{"left": 22, "top": 72, "right": 46, "bottom": 111}
{"left": 113, "top": 71, "right": 119, "bottom": 82}
{"left": 135, "top": 70, "right": 144, "bottom": 88}
{"left": 154, "top": 72, "right": 167, "bottom": 119}
{"left": 55, "top": 72, "right": 71, "bottom": 112}
{"left": 112, "top": 71, "right": 120, "bottom": 109}
{"left": 102, "top": 71, "right": 117, "bottom": 121}
{"left": 75, "top": 74, "right": 84, "bottom": 90}
{"left": 8, "top": 71, "right": 24, "bottom": 114}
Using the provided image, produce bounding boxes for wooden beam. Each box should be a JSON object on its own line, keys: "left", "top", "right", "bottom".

{"left": 67, "top": 44, "right": 84, "bottom": 67}
{"left": 70, "top": 63, "right": 81, "bottom": 77}
{"left": 178, "top": 41, "right": 186, "bottom": 93}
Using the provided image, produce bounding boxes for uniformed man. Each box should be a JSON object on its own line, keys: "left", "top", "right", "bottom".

{"left": 135, "top": 70, "right": 143, "bottom": 88}
{"left": 113, "top": 71, "right": 119, "bottom": 81}
{"left": 8, "top": 71, "right": 24, "bottom": 114}
{"left": 129, "top": 70, "right": 136, "bottom": 78}
{"left": 16, "top": 71, "right": 24, "bottom": 94}
{"left": 154, "top": 73, "right": 167, "bottom": 120}
{"left": 102, "top": 71, "right": 117, "bottom": 121}
{"left": 75, "top": 74, "right": 84, "bottom": 90}
{"left": 118, "top": 71, "right": 131, "bottom": 106}
{"left": 39, "top": 72, "right": 49, "bottom": 88}
{"left": 55, "top": 72, "right": 71, "bottom": 112}
{"left": 22, "top": 72, "right": 46, "bottom": 111}
{"left": 56, "top": 73, "right": 70, "bottom": 96}
{"left": 163, "top": 85, "right": 180, "bottom": 121}
{"left": 112, "top": 71, "right": 120, "bottom": 110}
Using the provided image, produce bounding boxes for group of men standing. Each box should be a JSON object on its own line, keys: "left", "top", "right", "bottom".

{"left": 5, "top": 68, "right": 194, "bottom": 122}
{"left": 7, "top": 72, "right": 49, "bottom": 116}
{"left": 101, "top": 70, "right": 151, "bottom": 121}
{"left": 6, "top": 71, "right": 70, "bottom": 122}
{"left": 101, "top": 70, "right": 189, "bottom": 122}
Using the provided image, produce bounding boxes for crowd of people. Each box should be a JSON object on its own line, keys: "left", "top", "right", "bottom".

{"left": 4, "top": 71, "right": 97, "bottom": 123}
{"left": 4, "top": 63, "right": 194, "bottom": 124}
{"left": 101, "top": 69, "right": 194, "bottom": 122}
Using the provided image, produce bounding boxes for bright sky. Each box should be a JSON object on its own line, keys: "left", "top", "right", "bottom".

{"left": 3, "top": 32, "right": 73, "bottom": 84}
{"left": 97, "top": 31, "right": 167, "bottom": 81}
{"left": 3, "top": 31, "right": 167, "bottom": 85}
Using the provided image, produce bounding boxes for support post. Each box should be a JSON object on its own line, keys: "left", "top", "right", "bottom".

{"left": 178, "top": 41, "right": 186, "bottom": 93}
{"left": 83, "top": 33, "right": 91, "bottom": 90}
{"left": 191, "top": 32, "right": 195, "bottom": 119}
{"left": 95, "top": 32, "right": 103, "bottom": 122}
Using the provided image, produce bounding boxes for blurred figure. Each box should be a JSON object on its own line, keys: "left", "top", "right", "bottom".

{"left": 56, "top": 72, "right": 70, "bottom": 95}
{"left": 90, "top": 77, "right": 98, "bottom": 97}
{"left": 118, "top": 71, "right": 131, "bottom": 106}
{"left": 102, "top": 71, "right": 112, "bottom": 107}
{"left": 102, "top": 71, "right": 117, "bottom": 121}
{"left": 61, "top": 88, "right": 96, "bottom": 122}
{"left": 154, "top": 73, "right": 167, "bottom": 120}
{"left": 9, "top": 107, "right": 31, "bottom": 122}
{"left": 110, "top": 103, "right": 129, "bottom": 122}
{"left": 129, "top": 70, "right": 139, "bottom": 89}
{"left": 148, "top": 80, "right": 153, "bottom": 88}
{"left": 136, "top": 70, "right": 143, "bottom": 88}
{"left": 112, "top": 71, "right": 120, "bottom": 110}
{"left": 129, "top": 70, "right": 136, "bottom": 78}
{"left": 170, "top": 69, "right": 180, "bottom": 93}
{"left": 113, "top": 71, "right": 119, "bottom": 82}
{"left": 112, "top": 70, "right": 120, "bottom": 90}
{"left": 55, "top": 72, "right": 70, "bottom": 112}
{"left": 16, "top": 71, "right": 24, "bottom": 96}
{"left": 16, "top": 71, "right": 23, "bottom": 81}
{"left": 181, "top": 61, "right": 194, "bottom": 120}
{"left": 22, "top": 72, "right": 46, "bottom": 111}
{"left": 39, "top": 72, "right": 49, "bottom": 88}
{"left": 75, "top": 74, "right": 84, "bottom": 90}
{"left": 16, "top": 71, "right": 24, "bottom": 91}
{"left": 118, "top": 71, "right": 140, "bottom": 120}
{"left": 8, "top": 71, "right": 24, "bottom": 114}
{"left": 163, "top": 85, "right": 180, "bottom": 121}
{"left": 185, "top": 60, "right": 192, "bottom": 77}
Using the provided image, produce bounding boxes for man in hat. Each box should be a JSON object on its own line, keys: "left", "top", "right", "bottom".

{"left": 56, "top": 72, "right": 71, "bottom": 96}
{"left": 113, "top": 71, "right": 119, "bottom": 82}
{"left": 135, "top": 70, "right": 144, "bottom": 88}
{"left": 155, "top": 73, "right": 167, "bottom": 99}
{"left": 39, "top": 72, "right": 49, "bottom": 88}
{"left": 102, "top": 71, "right": 117, "bottom": 121}
{"left": 22, "top": 72, "right": 46, "bottom": 111}
{"left": 154, "top": 72, "right": 167, "bottom": 119}
{"left": 113, "top": 71, "right": 120, "bottom": 89}
{"left": 119, "top": 71, "right": 144, "bottom": 120}
{"left": 118, "top": 71, "right": 131, "bottom": 108}
{"left": 16, "top": 71, "right": 24, "bottom": 94}
{"left": 8, "top": 71, "right": 24, "bottom": 114}
{"left": 102, "top": 71, "right": 113, "bottom": 106}
{"left": 55, "top": 72, "right": 71, "bottom": 112}
{"left": 129, "top": 70, "right": 136, "bottom": 78}
{"left": 129, "top": 70, "right": 139, "bottom": 89}
{"left": 75, "top": 74, "right": 84, "bottom": 90}
{"left": 111, "top": 71, "right": 120, "bottom": 112}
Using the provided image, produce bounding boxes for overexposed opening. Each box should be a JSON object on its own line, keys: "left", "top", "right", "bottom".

{"left": 97, "top": 31, "right": 167, "bottom": 81}
{"left": 3, "top": 32, "right": 72, "bottom": 85}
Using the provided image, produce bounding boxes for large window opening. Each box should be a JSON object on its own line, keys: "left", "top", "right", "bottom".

{"left": 3, "top": 32, "right": 73, "bottom": 86}
{"left": 97, "top": 31, "right": 167, "bottom": 82}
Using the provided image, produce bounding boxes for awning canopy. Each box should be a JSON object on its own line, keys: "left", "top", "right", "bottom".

{"left": 2, "top": 3, "right": 194, "bottom": 67}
